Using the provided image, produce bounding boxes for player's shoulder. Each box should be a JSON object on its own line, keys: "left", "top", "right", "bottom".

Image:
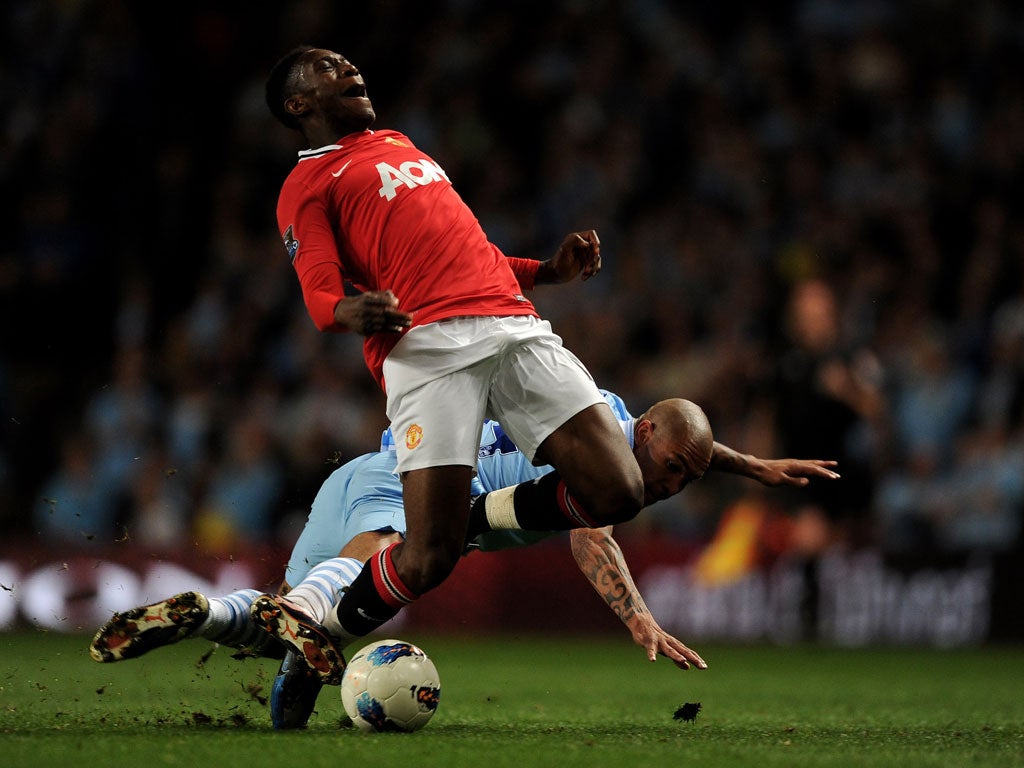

{"left": 295, "top": 143, "right": 345, "bottom": 167}
{"left": 599, "top": 389, "right": 633, "bottom": 420}
{"left": 280, "top": 144, "right": 342, "bottom": 195}
{"left": 372, "top": 128, "right": 418, "bottom": 148}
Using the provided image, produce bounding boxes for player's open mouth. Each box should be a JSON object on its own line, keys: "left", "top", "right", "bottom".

{"left": 343, "top": 84, "right": 367, "bottom": 98}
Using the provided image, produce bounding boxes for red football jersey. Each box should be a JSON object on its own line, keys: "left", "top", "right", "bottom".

{"left": 276, "top": 129, "right": 539, "bottom": 389}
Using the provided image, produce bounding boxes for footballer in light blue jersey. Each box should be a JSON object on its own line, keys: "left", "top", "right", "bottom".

{"left": 286, "top": 390, "right": 635, "bottom": 583}
{"left": 89, "top": 385, "right": 836, "bottom": 730}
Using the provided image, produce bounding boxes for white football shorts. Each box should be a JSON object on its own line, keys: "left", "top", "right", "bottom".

{"left": 382, "top": 315, "right": 605, "bottom": 474}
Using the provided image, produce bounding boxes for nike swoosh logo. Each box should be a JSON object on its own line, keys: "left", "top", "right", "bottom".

{"left": 357, "top": 607, "right": 383, "bottom": 621}
{"left": 331, "top": 160, "right": 353, "bottom": 178}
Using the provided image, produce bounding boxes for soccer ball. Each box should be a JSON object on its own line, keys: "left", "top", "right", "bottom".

{"left": 340, "top": 638, "right": 441, "bottom": 732}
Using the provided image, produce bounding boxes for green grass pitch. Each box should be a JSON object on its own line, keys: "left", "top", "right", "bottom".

{"left": 2, "top": 630, "right": 1022, "bottom": 768}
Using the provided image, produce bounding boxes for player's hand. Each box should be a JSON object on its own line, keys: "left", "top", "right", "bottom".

{"left": 632, "top": 621, "right": 708, "bottom": 670}
{"left": 334, "top": 290, "right": 413, "bottom": 335}
{"left": 751, "top": 458, "right": 840, "bottom": 487}
{"left": 539, "top": 229, "right": 601, "bottom": 284}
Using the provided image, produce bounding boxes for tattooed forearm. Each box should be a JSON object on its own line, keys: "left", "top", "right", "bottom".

{"left": 571, "top": 529, "right": 647, "bottom": 626}
{"left": 594, "top": 563, "right": 640, "bottom": 622}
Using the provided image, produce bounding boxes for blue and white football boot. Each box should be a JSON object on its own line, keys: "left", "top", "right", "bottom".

{"left": 271, "top": 649, "right": 324, "bottom": 729}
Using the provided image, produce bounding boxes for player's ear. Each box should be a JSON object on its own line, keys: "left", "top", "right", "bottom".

{"left": 634, "top": 418, "right": 654, "bottom": 445}
{"left": 285, "top": 95, "right": 310, "bottom": 120}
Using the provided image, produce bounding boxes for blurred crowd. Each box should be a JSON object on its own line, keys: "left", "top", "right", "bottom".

{"left": 2, "top": 0, "right": 1023, "bottom": 565}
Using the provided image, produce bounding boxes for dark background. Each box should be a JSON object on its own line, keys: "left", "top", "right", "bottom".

{"left": 2, "top": 1, "right": 1023, "bottom": 575}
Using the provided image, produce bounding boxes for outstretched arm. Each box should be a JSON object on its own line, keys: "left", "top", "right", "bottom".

{"left": 569, "top": 526, "right": 707, "bottom": 670}
{"left": 709, "top": 442, "right": 840, "bottom": 487}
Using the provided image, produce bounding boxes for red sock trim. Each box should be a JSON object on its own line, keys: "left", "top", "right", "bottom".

{"left": 556, "top": 480, "right": 599, "bottom": 528}
{"left": 370, "top": 542, "right": 418, "bottom": 608}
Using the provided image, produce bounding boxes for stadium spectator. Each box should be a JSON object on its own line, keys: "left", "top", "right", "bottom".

{"left": 769, "top": 277, "right": 885, "bottom": 548}
{"left": 764, "top": 276, "right": 885, "bottom": 636}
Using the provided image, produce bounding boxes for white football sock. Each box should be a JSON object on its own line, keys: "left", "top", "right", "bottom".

{"left": 197, "top": 589, "right": 265, "bottom": 648}
{"left": 285, "top": 557, "right": 363, "bottom": 626}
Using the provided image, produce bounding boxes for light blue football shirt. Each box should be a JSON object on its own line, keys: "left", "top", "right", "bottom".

{"left": 286, "top": 390, "right": 635, "bottom": 584}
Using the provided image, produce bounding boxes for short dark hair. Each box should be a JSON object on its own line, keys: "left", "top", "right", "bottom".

{"left": 266, "top": 45, "right": 315, "bottom": 130}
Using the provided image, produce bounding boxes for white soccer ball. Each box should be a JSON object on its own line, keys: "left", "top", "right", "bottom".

{"left": 340, "top": 638, "right": 441, "bottom": 732}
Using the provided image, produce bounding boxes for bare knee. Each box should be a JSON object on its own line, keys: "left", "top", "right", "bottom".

{"left": 392, "top": 540, "right": 462, "bottom": 595}
{"left": 537, "top": 402, "right": 645, "bottom": 526}
{"left": 584, "top": 468, "right": 644, "bottom": 525}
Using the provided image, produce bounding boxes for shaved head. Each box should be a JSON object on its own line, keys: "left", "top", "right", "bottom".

{"left": 633, "top": 398, "right": 714, "bottom": 505}
{"left": 642, "top": 398, "right": 714, "bottom": 459}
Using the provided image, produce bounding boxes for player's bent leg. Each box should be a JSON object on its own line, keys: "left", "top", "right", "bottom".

{"left": 271, "top": 649, "right": 324, "bottom": 730}
{"left": 534, "top": 403, "right": 645, "bottom": 524}
{"left": 250, "top": 594, "right": 346, "bottom": 685}
{"left": 468, "top": 404, "right": 644, "bottom": 537}
{"left": 325, "top": 467, "right": 471, "bottom": 645}
{"left": 391, "top": 465, "right": 473, "bottom": 593}
{"left": 89, "top": 591, "right": 209, "bottom": 663}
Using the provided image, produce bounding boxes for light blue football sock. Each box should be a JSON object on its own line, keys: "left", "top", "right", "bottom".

{"left": 197, "top": 589, "right": 267, "bottom": 649}
{"left": 284, "top": 557, "right": 364, "bottom": 626}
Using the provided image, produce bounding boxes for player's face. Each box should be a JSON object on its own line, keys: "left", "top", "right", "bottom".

{"left": 633, "top": 420, "right": 710, "bottom": 505}
{"left": 298, "top": 49, "right": 376, "bottom": 133}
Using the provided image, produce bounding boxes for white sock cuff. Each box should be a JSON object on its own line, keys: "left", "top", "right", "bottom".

{"left": 485, "top": 485, "right": 520, "bottom": 530}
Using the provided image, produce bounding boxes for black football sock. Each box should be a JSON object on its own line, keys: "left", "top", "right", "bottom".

{"left": 331, "top": 543, "right": 417, "bottom": 642}
{"left": 467, "top": 471, "right": 598, "bottom": 539}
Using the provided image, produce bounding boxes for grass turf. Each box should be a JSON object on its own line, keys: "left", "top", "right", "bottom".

{"left": 1, "top": 630, "right": 1022, "bottom": 768}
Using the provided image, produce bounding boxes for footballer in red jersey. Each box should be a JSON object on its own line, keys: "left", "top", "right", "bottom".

{"left": 277, "top": 127, "right": 542, "bottom": 389}
{"left": 262, "top": 46, "right": 645, "bottom": 671}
